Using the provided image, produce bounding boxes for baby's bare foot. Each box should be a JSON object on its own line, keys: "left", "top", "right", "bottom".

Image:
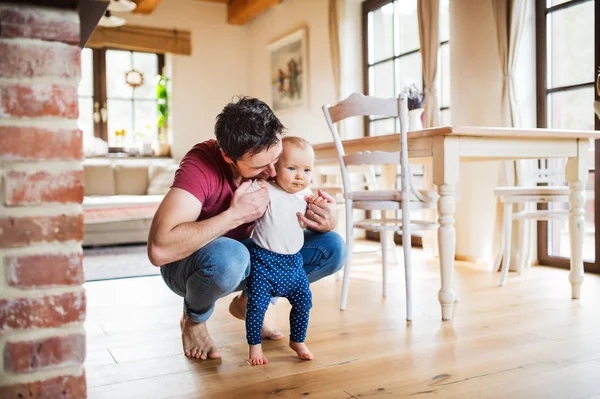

{"left": 248, "top": 344, "right": 269, "bottom": 365}
{"left": 289, "top": 341, "right": 313, "bottom": 360}
{"left": 180, "top": 314, "right": 220, "bottom": 360}
{"left": 229, "top": 293, "right": 284, "bottom": 341}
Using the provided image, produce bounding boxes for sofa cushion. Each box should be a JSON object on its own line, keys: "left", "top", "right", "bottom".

{"left": 114, "top": 165, "right": 149, "bottom": 195}
{"left": 84, "top": 163, "right": 116, "bottom": 196}
{"left": 147, "top": 164, "right": 178, "bottom": 195}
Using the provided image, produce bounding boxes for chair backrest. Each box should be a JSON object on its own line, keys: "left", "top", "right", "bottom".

{"left": 322, "top": 93, "right": 419, "bottom": 200}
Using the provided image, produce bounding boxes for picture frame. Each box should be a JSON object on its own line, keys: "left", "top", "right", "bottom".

{"left": 267, "top": 27, "right": 308, "bottom": 112}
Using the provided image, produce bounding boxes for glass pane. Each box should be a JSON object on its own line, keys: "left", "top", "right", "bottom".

{"left": 548, "top": 2, "right": 594, "bottom": 88}
{"left": 369, "top": 3, "right": 394, "bottom": 63}
{"left": 548, "top": 170, "right": 595, "bottom": 261}
{"left": 394, "top": 0, "right": 419, "bottom": 54}
{"left": 439, "top": 0, "right": 450, "bottom": 42}
{"left": 548, "top": 87, "right": 595, "bottom": 130}
{"left": 370, "top": 118, "right": 396, "bottom": 136}
{"left": 441, "top": 109, "right": 451, "bottom": 125}
{"left": 369, "top": 61, "right": 395, "bottom": 98}
{"left": 395, "top": 53, "right": 422, "bottom": 96}
{"left": 106, "top": 50, "right": 133, "bottom": 99}
{"left": 436, "top": 43, "right": 451, "bottom": 108}
{"left": 78, "top": 48, "right": 93, "bottom": 97}
{"left": 133, "top": 100, "right": 158, "bottom": 144}
{"left": 547, "top": 0, "right": 572, "bottom": 7}
{"left": 107, "top": 99, "right": 134, "bottom": 147}
{"left": 78, "top": 97, "right": 94, "bottom": 146}
{"left": 132, "top": 52, "right": 158, "bottom": 100}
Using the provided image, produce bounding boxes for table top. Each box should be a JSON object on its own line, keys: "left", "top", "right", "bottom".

{"left": 313, "top": 125, "right": 600, "bottom": 152}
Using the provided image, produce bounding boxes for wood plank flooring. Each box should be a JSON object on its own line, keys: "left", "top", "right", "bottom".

{"left": 84, "top": 243, "right": 600, "bottom": 399}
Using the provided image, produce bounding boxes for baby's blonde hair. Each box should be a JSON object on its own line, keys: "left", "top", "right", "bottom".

{"left": 282, "top": 136, "right": 312, "bottom": 150}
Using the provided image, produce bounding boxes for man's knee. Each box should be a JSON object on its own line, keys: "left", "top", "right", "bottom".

{"left": 193, "top": 238, "right": 250, "bottom": 294}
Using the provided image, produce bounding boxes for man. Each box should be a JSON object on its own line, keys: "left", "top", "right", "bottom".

{"left": 147, "top": 96, "right": 347, "bottom": 360}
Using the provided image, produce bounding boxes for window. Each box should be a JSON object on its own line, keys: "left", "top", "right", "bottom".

{"left": 536, "top": 0, "right": 598, "bottom": 271}
{"left": 77, "top": 48, "right": 165, "bottom": 154}
{"left": 362, "top": 0, "right": 450, "bottom": 137}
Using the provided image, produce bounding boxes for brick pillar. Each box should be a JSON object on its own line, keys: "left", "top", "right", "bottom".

{"left": 0, "top": 5, "right": 87, "bottom": 398}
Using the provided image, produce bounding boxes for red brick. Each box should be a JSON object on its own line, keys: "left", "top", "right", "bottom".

{"left": 1, "top": 84, "right": 78, "bottom": 118}
{"left": 0, "top": 291, "right": 85, "bottom": 330}
{"left": 4, "top": 170, "right": 84, "bottom": 206}
{"left": 0, "top": 6, "right": 79, "bottom": 44}
{"left": 0, "top": 214, "right": 83, "bottom": 247}
{"left": 0, "top": 41, "right": 80, "bottom": 79}
{"left": 7, "top": 253, "right": 83, "bottom": 288}
{"left": 0, "top": 126, "right": 82, "bottom": 161}
{"left": 4, "top": 334, "right": 85, "bottom": 373}
{"left": 0, "top": 372, "right": 86, "bottom": 398}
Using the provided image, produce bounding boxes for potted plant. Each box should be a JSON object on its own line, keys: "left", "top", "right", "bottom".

{"left": 155, "top": 75, "right": 171, "bottom": 157}
{"left": 403, "top": 83, "right": 425, "bottom": 131}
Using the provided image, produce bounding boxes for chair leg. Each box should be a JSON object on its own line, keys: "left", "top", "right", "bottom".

{"left": 500, "top": 203, "right": 513, "bottom": 287}
{"left": 381, "top": 212, "right": 388, "bottom": 297}
{"left": 517, "top": 217, "right": 528, "bottom": 275}
{"left": 381, "top": 231, "right": 388, "bottom": 297}
{"left": 340, "top": 200, "right": 354, "bottom": 310}
{"left": 493, "top": 224, "right": 504, "bottom": 273}
{"left": 401, "top": 208, "right": 412, "bottom": 322}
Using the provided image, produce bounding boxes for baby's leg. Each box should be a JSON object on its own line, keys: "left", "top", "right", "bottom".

{"left": 287, "top": 276, "right": 313, "bottom": 360}
{"left": 246, "top": 277, "right": 272, "bottom": 365}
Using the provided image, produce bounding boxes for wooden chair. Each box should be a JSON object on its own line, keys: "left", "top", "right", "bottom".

{"left": 494, "top": 159, "right": 572, "bottom": 286}
{"left": 322, "top": 93, "right": 438, "bottom": 320}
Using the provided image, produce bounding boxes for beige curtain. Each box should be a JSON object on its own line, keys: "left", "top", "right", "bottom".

{"left": 417, "top": 0, "right": 441, "bottom": 127}
{"left": 491, "top": 0, "right": 530, "bottom": 270}
{"left": 329, "top": 0, "right": 342, "bottom": 102}
{"left": 417, "top": 0, "right": 440, "bottom": 255}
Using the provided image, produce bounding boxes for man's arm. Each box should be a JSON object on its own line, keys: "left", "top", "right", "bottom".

{"left": 147, "top": 180, "right": 268, "bottom": 266}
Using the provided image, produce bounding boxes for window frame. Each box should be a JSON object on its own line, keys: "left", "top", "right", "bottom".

{"left": 362, "top": 0, "right": 449, "bottom": 137}
{"left": 85, "top": 47, "right": 165, "bottom": 153}
{"left": 535, "top": 0, "right": 599, "bottom": 273}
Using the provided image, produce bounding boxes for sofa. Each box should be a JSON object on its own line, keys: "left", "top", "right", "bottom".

{"left": 83, "top": 158, "right": 178, "bottom": 247}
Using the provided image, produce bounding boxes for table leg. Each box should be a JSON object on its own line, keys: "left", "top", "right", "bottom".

{"left": 566, "top": 139, "right": 590, "bottom": 299}
{"left": 433, "top": 137, "right": 459, "bottom": 320}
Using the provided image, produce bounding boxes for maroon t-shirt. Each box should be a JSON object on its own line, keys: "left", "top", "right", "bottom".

{"left": 171, "top": 139, "right": 254, "bottom": 241}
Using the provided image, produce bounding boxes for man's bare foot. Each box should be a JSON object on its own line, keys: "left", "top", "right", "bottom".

{"left": 229, "top": 293, "right": 284, "bottom": 341}
{"left": 289, "top": 341, "right": 313, "bottom": 360}
{"left": 180, "top": 314, "right": 220, "bottom": 360}
{"left": 248, "top": 344, "right": 269, "bottom": 365}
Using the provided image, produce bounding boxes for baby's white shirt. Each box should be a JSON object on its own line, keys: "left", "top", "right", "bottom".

{"left": 250, "top": 180, "right": 311, "bottom": 254}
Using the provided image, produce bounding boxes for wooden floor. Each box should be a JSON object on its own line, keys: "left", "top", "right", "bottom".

{"left": 85, "top": 243, "right": 600, "bottom": 399}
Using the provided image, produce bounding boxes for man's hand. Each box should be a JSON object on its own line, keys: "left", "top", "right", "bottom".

{"left": 229, "top": 180, "right": 270, "bottom": 225}
{"left": 297, "top": 189, "right": 337, "bottom": 233}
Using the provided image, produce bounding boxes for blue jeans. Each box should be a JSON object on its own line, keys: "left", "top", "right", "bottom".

{"left": 160, "top": 231, "right": 347, "bottom": 323}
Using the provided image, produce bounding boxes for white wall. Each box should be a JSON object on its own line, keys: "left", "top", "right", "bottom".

{"left": 122, "top": 0, "right": 249, "bottom": 160}
{"left": 245, "top": 0, "right": 337, "bottom": 144}
{"left": 449, "top": 0, "right": 537, "bottom": 262}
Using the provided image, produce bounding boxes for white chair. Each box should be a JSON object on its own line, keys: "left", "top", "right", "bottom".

{"left": 322, "top": 93, "right": 438, "bottom": 320}
{"left": 494, "top": 159, "right": 572, "bottom": 286}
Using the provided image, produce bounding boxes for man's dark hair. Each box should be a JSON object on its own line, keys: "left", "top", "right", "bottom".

{"left": 215, "top": 96, "right": 285, "bottom": 161}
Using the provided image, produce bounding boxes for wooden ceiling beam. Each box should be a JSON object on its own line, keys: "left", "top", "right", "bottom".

{"left": 227, "top": 0, "right": 282, "bottom": 25}
{"left": 133, "top": 0, "right": 161, "bottom": 14}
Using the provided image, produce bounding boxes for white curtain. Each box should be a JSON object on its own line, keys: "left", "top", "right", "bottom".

{"left": 417, "top": 0, "right": 440, "bottom": 255}
{"left": 491, "top": 0, "right": 530, "bottom": 270}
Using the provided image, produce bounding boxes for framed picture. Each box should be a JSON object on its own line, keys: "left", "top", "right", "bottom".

{"left": 267, "top": 27, "right": 308, "bottom": 112}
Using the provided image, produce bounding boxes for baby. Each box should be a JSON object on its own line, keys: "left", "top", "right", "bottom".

{"left": 246, "top": 136, "right": 325, "bottom": 365}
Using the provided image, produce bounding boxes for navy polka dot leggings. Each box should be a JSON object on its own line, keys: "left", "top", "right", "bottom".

{"left": 246, "top": 245, "right": 312, "bottom": 345}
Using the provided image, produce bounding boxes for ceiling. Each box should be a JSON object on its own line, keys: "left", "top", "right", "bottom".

{"left": 132, "top": 0, "right": 280, "bottom": 25}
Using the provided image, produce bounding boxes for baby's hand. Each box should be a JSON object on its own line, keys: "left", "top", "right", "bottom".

{"left": 306, "top": 194, "right": 327, "bottom": 205}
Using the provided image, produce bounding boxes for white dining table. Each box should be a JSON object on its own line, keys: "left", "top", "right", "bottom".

{"left": 313, "top": 125, "right": 600, "bottom": 320}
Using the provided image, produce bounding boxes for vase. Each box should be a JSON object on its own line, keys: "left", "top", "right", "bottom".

{"left": 408, "top": 108, "right": 424, "bottom": 132}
